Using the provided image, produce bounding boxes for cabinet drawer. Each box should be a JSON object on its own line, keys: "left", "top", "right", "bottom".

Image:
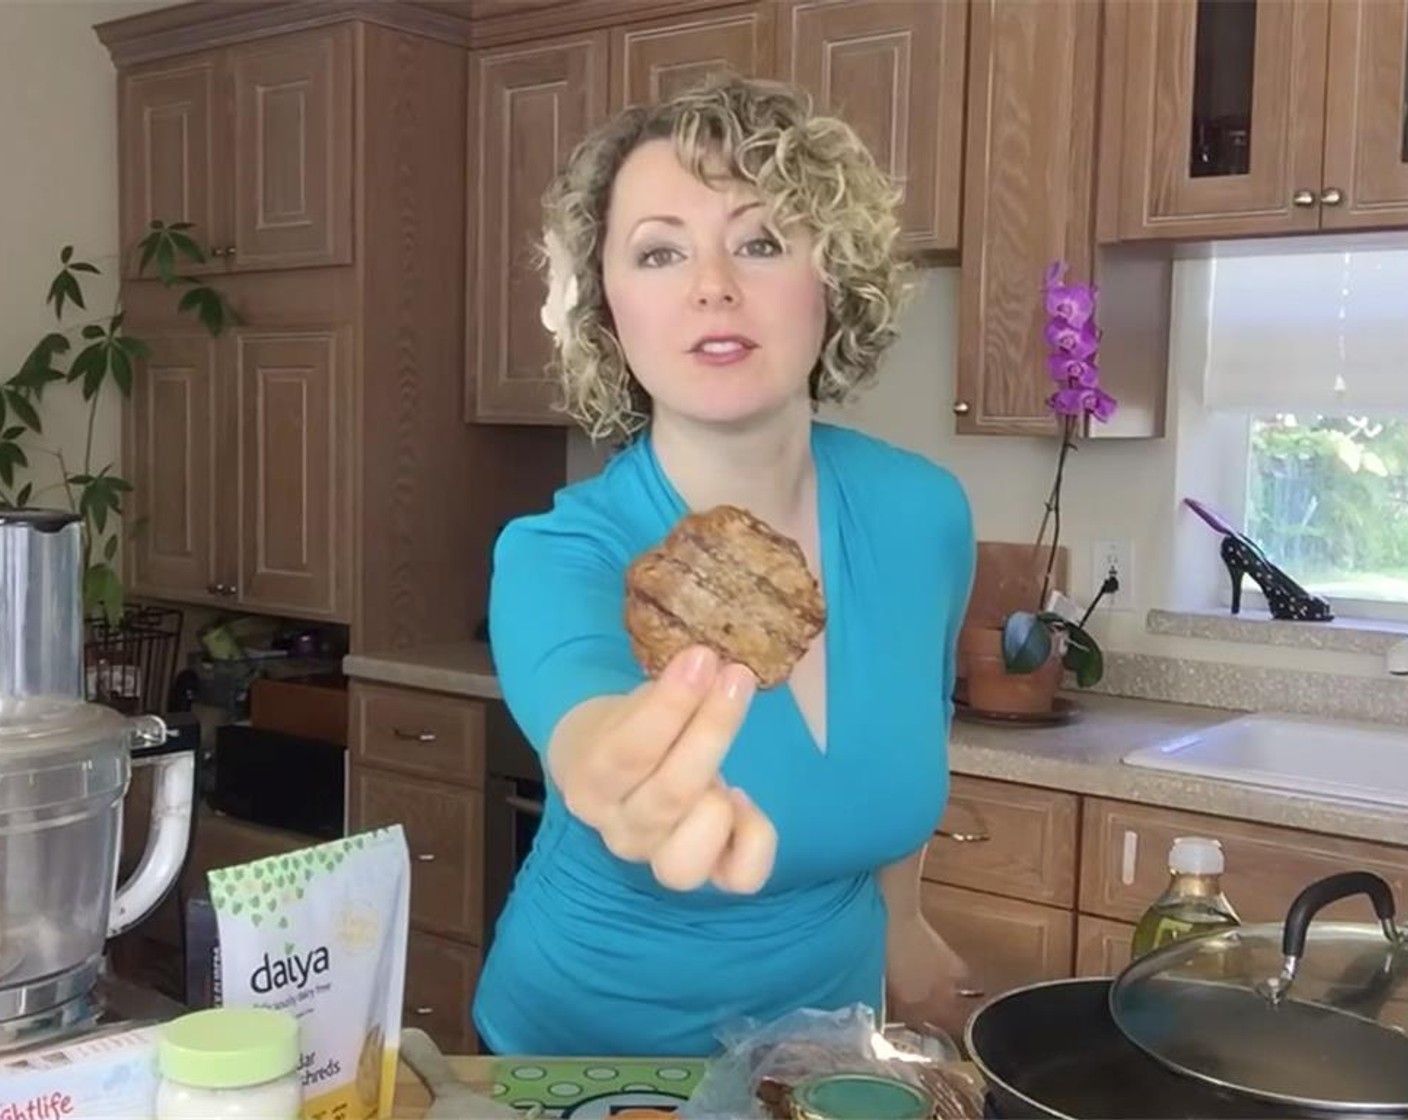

{"left": 924, "top": 776, "right": 1079, "bottom": 907}
{"left": 920, "top": 882, "right": 1074, "bottom": 1001}
{"left": 1074, "top": 914, "right": 1135, "bottom": 978}
{"left": 404, "top": 929, "right": 480, "bottom": 1057}
{"left": 1080, "top": 797, "right": 1408, "bottom": 924}
{"left": 352, "top": 682, "right": 485, "bottom": 787}
{"left": 350, "top": 768, "right": 483, "bottom": 941}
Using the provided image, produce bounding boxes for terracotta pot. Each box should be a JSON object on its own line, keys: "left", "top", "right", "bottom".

{"left": 958, "top": 624, "right": 1062, "bottom": 715}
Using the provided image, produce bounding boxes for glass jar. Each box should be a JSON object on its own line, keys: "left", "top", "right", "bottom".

{"left": 156, "top": 1007, "right": 302, "bottom": 1120}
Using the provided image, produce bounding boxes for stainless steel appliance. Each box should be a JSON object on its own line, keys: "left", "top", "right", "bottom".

{"left": 0, "top": 509, "right": 194, "bottom": 1046}
{"left": 482, "top": 700, "right": 543, "bottom": 955}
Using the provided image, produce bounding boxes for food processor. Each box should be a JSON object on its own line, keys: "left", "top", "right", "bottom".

{"left": 0, "top": 509, "right": 194, "bottom": 1048}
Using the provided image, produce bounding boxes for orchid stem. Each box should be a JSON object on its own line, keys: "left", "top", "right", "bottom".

{"left": 1037, "top": 415, "right": 1076, "bottom": 609}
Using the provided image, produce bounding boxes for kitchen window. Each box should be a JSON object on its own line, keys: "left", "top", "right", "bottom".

{"left": 1244, "top": 412, "right": 1408, "bottom": 619}
{"left": 1198, "top": 242, "right": 1408, "bottom": 622}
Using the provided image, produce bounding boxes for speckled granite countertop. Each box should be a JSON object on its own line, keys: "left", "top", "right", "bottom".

{"left": 344, "top": 645, "right": 1408, "bottom": 847}
{"left": 950, "top": 692, "right": 1408, "bottom": 846}
{"left": 344, "top": 641, "right": 500, "bottom": 699}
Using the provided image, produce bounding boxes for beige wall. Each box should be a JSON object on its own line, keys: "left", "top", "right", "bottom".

{"left": 0, "top": 1, "right": 171, "bottom": 511}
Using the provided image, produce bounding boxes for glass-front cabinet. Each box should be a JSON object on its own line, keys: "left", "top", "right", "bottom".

{"left": 1106, "top": 0, "right": 1408, "bottom": 240}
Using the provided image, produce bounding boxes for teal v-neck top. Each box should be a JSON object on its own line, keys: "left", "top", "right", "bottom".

{"left": 473, "top": 422, "right": 974, "bottom": 1057}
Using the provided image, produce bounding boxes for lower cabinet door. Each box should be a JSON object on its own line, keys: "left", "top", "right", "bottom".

{"left": 404, "top": 928, "right": 481, "bottom": 1056}
{"left": 919, "top": 881, "right": 1075, "bottom": 1002}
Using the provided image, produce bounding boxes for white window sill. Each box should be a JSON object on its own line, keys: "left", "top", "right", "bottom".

{"left": 1147, "top": 608, "right": 1408, "bottom": 656}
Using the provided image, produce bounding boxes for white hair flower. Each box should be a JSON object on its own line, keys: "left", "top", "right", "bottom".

{"left": 539, "top": 230, "right": 580, "bottom": 341}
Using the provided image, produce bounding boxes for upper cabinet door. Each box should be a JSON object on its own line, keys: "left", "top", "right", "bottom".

{"left": 119, "top": 55, "right": 223, "bottom": 277}
{"left": 125, "top": 333, "right": 221, "bottom": 603}
{"left": 468, "top": 34, "right": 610, "bottom": 424}
{"left": 610, "top": 6, "right": 775, "bottom": 110}
{"left": 228, "top": 26, "right": 354, "bottom": 271}
{"left": 235, "top": 328, "right": 350, "bottom": 621}
{"left": 1114, "top": 0, "right": 1331, "bottom": 240}
{"left": 956, "top": 0, "right": 1099, "bottom": 436}
{"left": 1321, "top": 0, "right": 1408, "bottom": 229}
{"left": 778, "top": 0, "right": 967, "bottom": 254}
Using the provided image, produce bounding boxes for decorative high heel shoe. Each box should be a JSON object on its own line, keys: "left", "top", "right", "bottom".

{"left": 1185, "top": 498, "right": 1333, "bottom": 622}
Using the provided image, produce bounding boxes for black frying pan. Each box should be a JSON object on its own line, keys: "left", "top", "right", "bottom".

{"left": 964, "top": 977, "right": 1391, "bottom": 1120}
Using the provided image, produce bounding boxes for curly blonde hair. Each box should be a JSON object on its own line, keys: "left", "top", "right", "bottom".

{"left": 541, "top": 74, "right": 913, "bottom": 443}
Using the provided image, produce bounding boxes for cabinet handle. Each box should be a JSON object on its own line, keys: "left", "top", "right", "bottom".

{"left": 1320, "top": 187, "right": 1344, "bottom": 206}
{"left": 937, "top": 829, "right": 990, "bottom": 843}
{"left": 225, "top": 245, "right": 237, "bottom": 256}
{"left": 210, "top": 247, "right": 227, "bottom": 258}
{"left": 206, "top": 582, "right": 222, "bottom": 595}
{"left": 505, "top": 795, "right": 544, "bottom": 817}
{"left": 393, "top": 728, "right": 437, "bottom": 743}
{"left": 224, "top": 584, "right": 238, "bottom": 598}
{"left": 952, "top": 401, "right": 971, "bottom": 416}
{"left": 1292, "top": 189, "right": 1316, "bottom": 207}
{"left": 414, "top": 853, "right": 437, "bottom": 863}
{"left": 412, "top": 1006, "right": 434, "bottom": 1016}
{"left": 956, "top": 987, "right": 986, "bottom": 999}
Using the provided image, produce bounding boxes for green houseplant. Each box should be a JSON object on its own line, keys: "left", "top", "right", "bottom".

{"left": 0, "top": 221, "right": 234, "bottom": 621}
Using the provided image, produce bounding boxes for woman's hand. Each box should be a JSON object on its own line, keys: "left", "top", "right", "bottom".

{"left": 547, "top": 645, "right": 776, "bottom": 894}
{"left": 884, "top": 914, "right": 984, "bottom": 1043}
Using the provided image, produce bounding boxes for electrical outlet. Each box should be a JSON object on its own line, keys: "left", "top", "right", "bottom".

{"left": 1090, "top": 539, "right": 1133, "bottom": 611}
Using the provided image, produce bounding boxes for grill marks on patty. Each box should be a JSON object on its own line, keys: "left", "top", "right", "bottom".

{"left": 624, "top": 505, "right": 826, "bottom": 689}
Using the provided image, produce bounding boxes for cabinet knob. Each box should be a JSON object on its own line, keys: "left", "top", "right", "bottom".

{"left": 223, "top": 584, "right": 238, "bottom": 598}
{"left": 1292, "top": 189, "right": 1316, "bottom": 207}
{"left": 1320, "top": 187, "right": 1344, "bottom": 206}
{"left": 209, "top": 247, "right": 225, "bottom": 258}
{"left": 207, "top": 582, "right": 222, "bottom": 595}
{"left": 937, "top": 829, "right": 991, "bottom": 844}
{"left": 952, "top": 401, "right": 971, "bottom": 416}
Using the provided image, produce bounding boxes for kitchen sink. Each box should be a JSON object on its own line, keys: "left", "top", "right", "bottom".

{"left": 1122, "top": 712, "right": 1408, "bottom": 809}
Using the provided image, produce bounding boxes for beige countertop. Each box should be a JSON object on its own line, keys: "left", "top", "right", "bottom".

{"left": 344, "top": 643, "right": 1408, "bottom": 847}
{"left": 344, "top": 640, "right": 500, "bottom": 698}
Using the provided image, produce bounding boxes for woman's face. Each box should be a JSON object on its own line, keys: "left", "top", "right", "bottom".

{"left": 600, "top": 139, "right": 828, "bottom": 430}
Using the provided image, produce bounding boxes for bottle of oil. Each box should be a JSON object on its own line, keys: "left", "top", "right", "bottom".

{"left": 1130, "top": 837, "right": 1240, "bottom": 958}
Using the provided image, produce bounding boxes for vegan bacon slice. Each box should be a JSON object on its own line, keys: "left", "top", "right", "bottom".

{"left": 624, "top": 505, "right": 826, "bottom": 689}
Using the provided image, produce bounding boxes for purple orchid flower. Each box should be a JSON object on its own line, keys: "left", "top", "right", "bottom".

{"left": 1042, "top": 259, "right": 1116, "bottom": 424}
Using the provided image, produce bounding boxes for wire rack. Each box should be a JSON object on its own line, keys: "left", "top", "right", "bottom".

{"left": 85, "top": 605, "right": 183, "bottom": 716}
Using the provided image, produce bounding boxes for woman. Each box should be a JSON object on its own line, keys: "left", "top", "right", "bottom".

{"left": 474, "top": 75, "right": 977, "bottom": 1059}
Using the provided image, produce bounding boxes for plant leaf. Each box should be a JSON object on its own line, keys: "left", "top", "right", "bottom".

{"left": 170, "top": 231, "right": 205, "bottom": 265}
{"left": 60, "top": 245, "right": 73, "bottom": 264}
{"left": 155, "top": 237, "right": 176, "bottom": 285}
{"left": 1060, "top": 621, "right": 1105, "bottom": 687}
{"left": 111, "top": 346, "right": 133, "bottom": 397}
{"left": 1001, "top": 611, "right": 1052, "bottom": 674}
{"left": 104, "top": 534, "right": 119, "bottom": 562}
{"left": 70, "top": 262, "right": 99, "bottom": 275}
{"left": 137, "top": 233, "right": 159, "bottom": 277}
{"left": 16, "top": 483, "right": 32, "bottom": 507}
{"left": 81, "top": 324, "right": 105, "bottom": 340}
{"left": 1, "top": 428, "right": 24, "bottom": 442}
{"left": 5, "top": 390, "right": 39, "bottom": 434}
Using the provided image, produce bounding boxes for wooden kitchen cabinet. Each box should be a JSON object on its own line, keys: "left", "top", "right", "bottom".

{"left": 126, "top": 321, "right": 353, "bottom": 622}
{"left": 921, "top": 882, "right": 1075, "bottom": 996}
{"left": 611, "top": 5, "right": 773, "bottom": 110}
{"left": 1074, "top": 914, "right": 1135, "bottom": 978}
{"left": 348, "top": 679, "right": 491, "bottom": 1057}
{"left": 105, "top": 6, "right": 567, "bottom": 650}
{"left": 924, "top": 776, "right": 1079, "bottom": 908}
{"left": 1080, "top": 796, "right": 1408, "bottom": 925}
{"left": 1105, "top": 0, "right": 1408, "bottom": 240}
{"left": 467, "top": 33, "right": 610, "bottom": 424}
{"left": 957, "top": 0, "right": 1172, "bottom": 438}
{"left": 468, "top": 0, "right": 964, "bottom": 424}
{"left": 777, "top": 0, "right": 967, "bottom": 254}
{"left": 119, "top": 26, "right": 353, "bottom": 275}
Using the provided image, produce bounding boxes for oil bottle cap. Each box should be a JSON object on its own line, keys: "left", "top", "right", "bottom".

{"left": 1169, "top": 836, "right": 1224, "bottom": 875}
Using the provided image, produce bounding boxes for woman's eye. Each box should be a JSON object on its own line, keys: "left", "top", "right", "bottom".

{"left": 638, "top": 246, "right": 681, "bottom": 268}
{"left": 740, "top": 235, "right": 783, "bottom": 258}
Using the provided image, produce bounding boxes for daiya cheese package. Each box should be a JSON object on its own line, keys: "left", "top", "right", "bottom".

{"left": 208, "top": 825, "right": 410, "bottom": 1120}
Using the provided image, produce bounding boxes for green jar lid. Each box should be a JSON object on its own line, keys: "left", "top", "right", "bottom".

{"left": 158, "top": 1008, "right": 300, "bottom": 1089}
{"left": 792, "top": 1073, "right": 934, "bottom": 1120}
